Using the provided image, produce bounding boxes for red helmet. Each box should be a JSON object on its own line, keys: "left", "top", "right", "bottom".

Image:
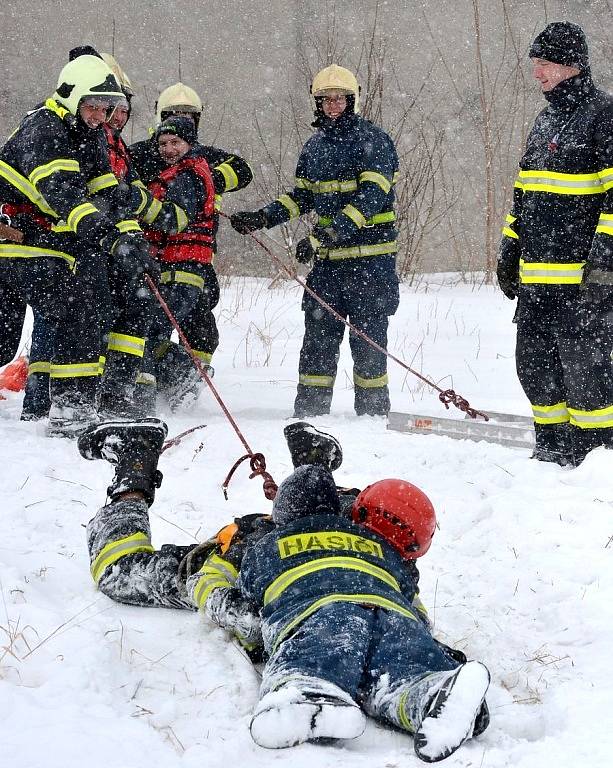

{"left": 352, "top": 479, "right": 436, "bottom": 559}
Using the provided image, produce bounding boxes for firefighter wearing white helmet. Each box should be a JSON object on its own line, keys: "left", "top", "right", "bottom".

{"left": 0, "top": 54, "right": 161, "bottom": 436}
{"left": 231, "top": 63, "right": 400, "bottom": 418}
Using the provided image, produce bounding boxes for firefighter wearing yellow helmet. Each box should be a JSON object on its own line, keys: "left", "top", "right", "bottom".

{"left": 231, "top": 63, "right": 400, "bottom": 418}
{"left": 0, "top": 53, "right": 161, "bottom": 436}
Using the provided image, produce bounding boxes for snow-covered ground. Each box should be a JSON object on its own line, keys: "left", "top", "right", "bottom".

{"left": 1, "top": 275, "right": 611, "bottom": 768}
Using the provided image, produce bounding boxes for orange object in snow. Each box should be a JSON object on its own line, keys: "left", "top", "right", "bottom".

{"left": 0, "top": 356, "right": 29, "bottom": 392}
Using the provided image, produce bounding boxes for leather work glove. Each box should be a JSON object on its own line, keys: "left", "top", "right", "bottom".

{"left": 111, "top": 232, "right": 161, "bottom": 286}
{"left": 577, "top": 263, "right": 613, "bottom": 331}
{"left": 496, "top": 258, "right": 519, "bottom": 300}
{"left": 295, "top": 236, "right": 317, "bottom": 264}
{"left": 230, "top": 209, "right": 268, "bottom": 234}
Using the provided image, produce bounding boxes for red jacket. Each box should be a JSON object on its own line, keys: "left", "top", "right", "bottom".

{"left": 147, "top": 156, "right": 216, "bottom": 264}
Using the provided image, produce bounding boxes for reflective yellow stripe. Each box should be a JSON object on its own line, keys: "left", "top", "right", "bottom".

{"left": 98, "top": 355, "right": 106, "bottom": 375}
{"left": 29, "top": 158, "right": 80, "bottom": 188}
{"left": 519, "top": 259, "right": 585, "bottom": 284}
{"left": 517, "top": 169, "right": 603, "bottom": 195}
{"left": 398, "top": 690, "right": 415, "bottom": 732}
{"left": 91, "top": 532, "right": 154, "bottom": 584}
{"left": 107, "top": 332, "right": 146, "bottom": 358}
{"left": 299, "top": 374, "right": 335, "bottom": 387}
{"left": 86, "top": 173, "right": 118, "bottom": 195}
{"left": 568, "top": 404, "right": 613, "bottom": 429}
{"left": 532, "top": 401, "right": 569, "bottom": 425}
{"left": 44, "top": 98, "right": 69, "bottom": 121}
{"left": 277, "top": 194, "right": 301, "bottom": 219}
{"left": 115, "top": 219, "right": 141, "bottom": 234}
{"left": 264, "top": 556, "right": 400, "bottom": 606}
{"left": 28, "top": 361, "right": 50, "bottom": 375}
{"left": 502, "top": 227, "right": 519, "bottom": 239}
{"left": 193, "top": 350, "right": 213, "bottom": 364}
{"left": 506, "top": 214, "right": 517, "bottom": 224}
{"left": 133, "top": 186, "right": 149, "bottom": 216}
{"left": 596, "top": 213, "right": 613, "bottom": 237}
{"left": 353, "top": 373, "right": 388, "bottom": 389}
{"left": 0, "top": 160, "right": 57, "bottom": 217}
{"left": 0, "top": 243, "right": 74, "bottom": 268}
{"left": 173, "top": 204, "right": 189, "bottom": 233}
{"left": 49, "top": 361, "right": 100, "bottom": 379}
{"left": 318, "top": 211, "right": 395, "bottom": 228}
{"left": 342, "top": 204, "right": 367, "bottom": 228}
{"left": 192, "top": 553, "right": 238, "bottom": 608}
{"left": 598, "top": 167, "right": 613, "bottom": 191}
{"left": 215, "top": 160, "right": 239, "bottom": 191}
{"left": 273, "top": 593, "right": 416, "bottom": 652}
{"left": 160, "top": 269, "right": 205, "bottom": 290}
{"left": 132, "top": 179, "right": 146, "bottom": 190}
{"left": 67, "top": 202, "right": 98, "bottom": 232}
{"left": 359, "top": 171, "right": 391, "bottom": 193}
{"left": 318, "top": 240, "right": 398, "bottom": 260}
{"left": 50, "top": 222, "right": 72, "bottom": 233}
{"left": 142, "top": 197, "right": 162, "bottom": 225}
{"left": 214, "top": 193, "right": 222, "bottom": 211}
{"left": 298, "top": 178, "right": 359, "bottom": 194}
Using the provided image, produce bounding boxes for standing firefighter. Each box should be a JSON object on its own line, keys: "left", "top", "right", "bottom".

{"left": 498, "top": 22, "right": 613, "bottom": 465}
{"left": 231, "top": 65, "right": 400, "bottom": 418}
{"left": 0, "top": 54, "right": 160, "bottom": 435}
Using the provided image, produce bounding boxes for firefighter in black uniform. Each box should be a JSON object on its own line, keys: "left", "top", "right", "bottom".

{"left": 20, "top": 50, "right": 145, "bottom": 423}
{"left": 231, "top": 65, "right": 400, "bottom": 418}
{"left": 0, "top": 54, "right": 160, "bottom": 435}
{"left": 498, "top": 23, "right": 613, "bottom": 466}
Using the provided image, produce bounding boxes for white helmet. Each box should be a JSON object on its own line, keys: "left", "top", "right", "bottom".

{"left": 54, "top": 55, "right": 124, "bottom": 116}
{"left": 311, "top": 64, "right": 360, "bottom": 113}
{"left": 155, "top": 82, "right": 202, "bottom": 125}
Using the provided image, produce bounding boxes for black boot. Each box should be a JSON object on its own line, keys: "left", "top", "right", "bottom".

{"left": 155, "top": 340, "right": 207, "bottom": 412}
{"left": 283, "top": 421, "right": 343, "bottom": 472}
{"left": 78, "top": 418, "right": 168, "bottom": 505}
{"left": 532, "top": 423, "right": 573, "bottom": 466}
{"left": 293, "top": 384, "right": 333, "bottom": 418}
{"left": 98, "top": 350, "right": 146, "bottom": 420}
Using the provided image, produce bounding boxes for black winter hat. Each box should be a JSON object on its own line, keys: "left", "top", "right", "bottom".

{"left": 529, "top": 22, "right": 589, "bottom": 70}
{"left": 272, "top": 465, "right": 341, "bottom": 526}
{"left": 155, "top": 115, "right": 197, "bottom": 146}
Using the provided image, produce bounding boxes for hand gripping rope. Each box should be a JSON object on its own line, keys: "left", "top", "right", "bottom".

{"left": 220, "top": 212, "right": 489, "bottom": 422}
{"left": 145, "top": 275, "right": 278, "bottom": 501}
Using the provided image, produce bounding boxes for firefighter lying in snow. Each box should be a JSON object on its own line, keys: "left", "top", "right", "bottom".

{"left": 80, "top": 420, "right": 490, "bottom": 762}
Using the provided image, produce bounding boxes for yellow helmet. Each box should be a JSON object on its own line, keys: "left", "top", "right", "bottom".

{"left": 54, "top": 55, "right": 124, "bottom": 116}
{"left": 100, "top": 52, "right": 134, "bottom": 97}
{"left": 311, "top": 64, "right": 360, "bottom": 112}
{"left": 156, "top": 82, "right": 202, "bottom": 124}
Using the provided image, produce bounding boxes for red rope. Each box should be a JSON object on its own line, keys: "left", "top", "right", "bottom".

{"left": 222, "top": 213, "right": 489, "bottom": 422}
{"left": 145, "top": 275, "right": 278, "bottom": 499}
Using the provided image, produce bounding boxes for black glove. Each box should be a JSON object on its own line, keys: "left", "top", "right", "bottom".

{"left": 295, "top": 236, "right": 317, "bottom": 264}
{"left": 230, "top": 210, "right": 268, "bottom": 234}
{"left": 312, "top": 225, "right": 339, "bottom": 248}
{"left": 111, "top": 233, "right": 161, "bottom": 285}
{"left": 496, "top": 258, "right": 519, "bottom": 300}
{"left": 577, "top": 264, "right": 613, "bottom": 330}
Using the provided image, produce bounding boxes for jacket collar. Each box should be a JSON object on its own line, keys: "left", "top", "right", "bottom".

{"left": 544, "top": 70, "right": 595, "bottom": 112}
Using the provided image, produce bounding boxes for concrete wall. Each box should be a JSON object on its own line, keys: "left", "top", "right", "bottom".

{"left": 1, "top": 0, "right": 612, "bottom": 274}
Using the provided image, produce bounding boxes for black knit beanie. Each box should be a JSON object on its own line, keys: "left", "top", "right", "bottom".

{"left": 155, "top": 115, "right": 197, "bottom": 146}
{"left": 529, "top": 22, "right": 589, "bottom": 70}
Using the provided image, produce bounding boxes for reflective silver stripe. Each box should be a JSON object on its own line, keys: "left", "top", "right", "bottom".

{"left": 91, "top": 532, "right": 154, "bottom": 583}
{"left": 107, "top": 333, "right": 146, "bottom": 357}
{"left": 0, "top": 243, "right": 74, "bottom": 268}
{"left": 0, "top": 160, "right": 57, "bottom": 216}
{"left": 174, "top": 204, "right": 189, "bottom": 233}
{"left": 519, "top": 259, "right": 585, "bottom": 284}
{"left": 532, "top": 402, "right": 569, "bottom": 425}
{"left": 28, "top": 361, "right": 51, "bottom": 375}
{"left": 160, "top": 270, "right": 205, "bottom": 290}
{"left": 318, "top": 211, "right": 395, "bottom": 228}
{"left": 67, "top": 202, "right": 98, "bottom": 232}
{"left": 297, "top": 178, "right": 358, "bottom": 193}
{"left": 49, "top": 361, "right": 100, "bottom": 379}
{"left": 358, "top": 171, "right": 391, "bottom": 193}
{"left": 142, "top": 197, "right": 162, "bottom": 225}
{"left": 135, "top": 372, "right": 156, "bottom": 386}
{"left": 87, "top": 173, "right": 118, "bottom": 195}
{"left": 518, "top": 170, "right": 603, "bottom": 194}
{"left": 317, "top": 240, "right": 398, "bottom": 260}
{"left": 277, "top": 194, "right": 300, "bottom": 219}
{"left": 568, "top": 405, "right": 613, "bottom": 428}
{"left": 596, "top": 213, "right": 613, "bottom": 237}
{"left": 29, "top": 158, "right": 80, "bottom": 187}
{"left": 598, "top": 167, "right": 613, "bottom": 190}
{"left": 342, "top": 204, "right": 367, "bottom": 228}
{"left": 299, "top": 374, "right": 335, "bottom": 387}
{"left": 215, "top": 160, "right": 239, "bottom": 191}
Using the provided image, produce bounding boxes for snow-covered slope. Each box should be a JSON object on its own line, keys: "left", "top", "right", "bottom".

{"left": 1, "top": 277, "right": 611, "bottom": 768}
